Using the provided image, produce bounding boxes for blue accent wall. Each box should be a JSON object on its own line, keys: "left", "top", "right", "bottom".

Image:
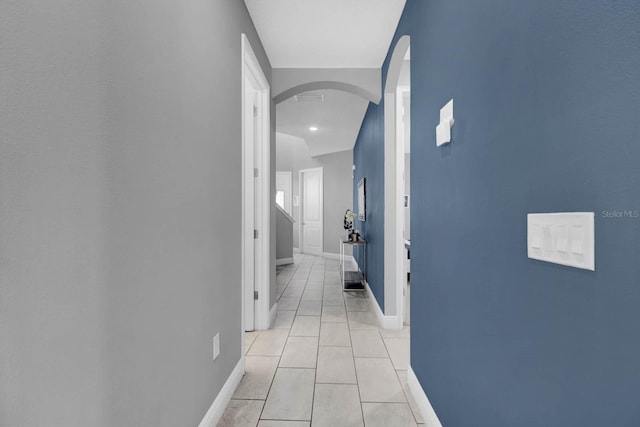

{"left": 353, "top": 101, "right": 385, "bottom": 311}
{"left": 353, "top": 1, "right": 640, "bottom": 425}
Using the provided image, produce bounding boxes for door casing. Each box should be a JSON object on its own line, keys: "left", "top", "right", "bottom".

{"left": 299, "top": 167, "right": 324, "bottom": 256}
{"left": 384, "top": 35, "right": 411, "bottom": 329}
{"left": 241, "top": 33, "right": 271, "bottom": 334}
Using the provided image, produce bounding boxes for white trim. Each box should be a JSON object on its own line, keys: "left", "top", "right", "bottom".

{"left": 384, "top": 35, "right": 411, "bottom": 326}
{"left": 364, "top": 280, "right": 401, "bottom": 330}
{"left": 352, "top": 255, "right": 401, "bottom": 330}
{"left": 322, "top": 252, "right": 358, "bottom": 269}
{"left": 396, "top": 84, "right": 411, "bottom": 329}
{"left": 241, "top": 34, "right": 254, "bottom": 333}
{"left": 407, "top": 367, "right": 443, "bottom": 427}
{"left": 351, "top": 257, "right": 403, "bottom": 329}
{"left": 322, "top": 252, "right": 341, "bottom": 260}
{"left": 270, "top": 302, "right": 278, "bottom": 325}
{"left": 241, "top": 33, "right": 271, "bottom": 332}
{"left": 298, "top": 167, "right": 324, "bottom": 256}
{"left": 322, "top": 252, "right": 354, "bottom": 263}
{"left": 275, "top": 203, "right": 295, "bottom": 224}
{"left": 327, "top": 252, "right": 356, "bottom": 271}
{"left": 346, "top": 255, "right": 357, "bottom": 271}
{"left": 293, "top": 247, "right": 301, "bottom": 254}
{"left": 276, "top": 257, "right": 294, "bottom": 266}
{"left": 198, "top": 358, "right": 245, "bottom": 427}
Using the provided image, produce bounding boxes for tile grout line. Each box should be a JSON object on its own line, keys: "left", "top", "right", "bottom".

{"left": 308, "top": 254, "right": 324, "bottom": 426}
{"left": 393, "top": 368, "right": 422, "bottom": 425}
{"left": 256, "top": 254, "right": 306, "bottom": 424}
{"left": 311, "top": 254, "right": 333, "bottom": 425}
{"left": 261, "top": 253, "right": 322, "bottom": 424}
{"left": 343, "top": 284, "right": 368, "bottom": 426}
{"left": 235, "top": 254, "right": 356, "bottom": 425}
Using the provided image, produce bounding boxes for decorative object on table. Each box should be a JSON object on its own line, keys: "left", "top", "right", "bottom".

{"left": 343, "top": 209, "right": 359, "bottom": 241}
{"left": 357, "top": 177, "right": 366, "bottom": 221}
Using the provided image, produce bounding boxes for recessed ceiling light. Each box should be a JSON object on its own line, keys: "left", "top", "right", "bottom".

{"left": 309, "top": 126, "right": 318, "bottom": 132}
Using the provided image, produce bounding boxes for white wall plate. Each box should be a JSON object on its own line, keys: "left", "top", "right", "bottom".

{"left": 527, "top": 212, "right": 595, "bottom": 271}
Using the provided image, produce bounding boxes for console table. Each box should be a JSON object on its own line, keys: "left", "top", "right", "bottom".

{"left": 339, "top": 238, "right": 366, "bottom": 291}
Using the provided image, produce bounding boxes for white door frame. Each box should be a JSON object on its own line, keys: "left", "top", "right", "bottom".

{"left": 384, "top": 35, "right": 411, "bottom": 329}
{"left": 241, "top": 34, "right": 271, "bottom": 333}
{"left": 299, "top": 167, "right": 324, "bottom": 256}
{"left": 397, "top": 84, "right": 410, "bottom": 326}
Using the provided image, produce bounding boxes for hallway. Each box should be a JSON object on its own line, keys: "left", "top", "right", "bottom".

{"left": 219, "top": 255, "right": 421, "bottom": 426}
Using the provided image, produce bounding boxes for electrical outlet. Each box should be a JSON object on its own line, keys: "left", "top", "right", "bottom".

{"left": 213, "top": 333, "right": 220, "bottom": 360}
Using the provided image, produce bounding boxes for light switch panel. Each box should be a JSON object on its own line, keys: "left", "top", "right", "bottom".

{"left": 555, "top": 225, "right": 568, "bottom": 252}
{"left": 527, "top": 212, "right": 595, "bottom": 271}
{"left": 436, "top": 98, "right": 454, "bottom": 147}
{"left": 530, "top": 225, "right": 542, "bottom": 249}
{"left": 436, "top": 121, "right": 451, "bottom": 146}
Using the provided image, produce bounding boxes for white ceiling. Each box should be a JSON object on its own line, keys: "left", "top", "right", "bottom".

{"left": 244, "top": 0, "right": 407, "bottom": 68}
{"left": 247, "top": 0, "right": 406, "bottom": 157}
{"left": 276, "top": 89, "right": 369, "bottom": 157}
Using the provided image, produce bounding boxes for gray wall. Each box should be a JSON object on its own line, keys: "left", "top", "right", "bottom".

{"left": 1, "top": 2, "right": 108, "bottom": 425}
{"left": 275, "top": 207, "right": 294, "bottom": 261}
{"left": 276, "top": 134, "right": 353, "bottom": 255}
{"left": 0, "top": 1, "right": 272, "bottom": 426}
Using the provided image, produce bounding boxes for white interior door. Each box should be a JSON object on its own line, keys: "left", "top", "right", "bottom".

{"left": 243, "top": 76, "right": 258, "bottom": 331}
{"left": 275, "top": 171, "right": 292, "bottom": 215}
{"left": 300, "top": 168, "right": 323, "bottom": 256}
{"left": 242, "top": 34, "right": 270, "bottom": 333}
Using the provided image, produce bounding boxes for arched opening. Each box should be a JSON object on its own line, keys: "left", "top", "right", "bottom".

{"left": 274, "top": 81, "right": 380, "bottom": 105}
{"left": 383, "top": 35, "right": 411, "bottom": 329}
{"left": 273, "top": 74, "right": 375, "bottom": 296}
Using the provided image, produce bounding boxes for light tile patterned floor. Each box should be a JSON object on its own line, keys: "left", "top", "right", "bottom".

{"left": 218, "top": 255, "right": 419, "bottom": 427}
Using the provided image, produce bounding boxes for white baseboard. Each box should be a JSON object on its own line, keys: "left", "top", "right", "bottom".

{"left": 364, "top": 280, "right": 401, "bottom": 329}
{"left": 293, "top": 247, "right": 301, "bottom": 254}
{"left": 323, "top": 252, "right": 356, "bottom": 266}
{"left": 354, "top": 256, "right": 400, "bottom": 330}
{"left": 276, "top": 257, "right": 294, "bottom": 266}
{"left": 346, "top": 255, "right": 356, "bottom": 269}
{"left": 322, "top": 252, "right": 341, "bottom": 260}
{"left": 407, "top": 367, "right": 443, "bottom": 427}
{"left": 198, "top": 358, "right": 245, "bottom": 427}
{"left": 269, "top": 302, "right": 278, "bottom": 327}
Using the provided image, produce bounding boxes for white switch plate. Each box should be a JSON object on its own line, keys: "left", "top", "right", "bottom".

{"left": 213, "top": 333, "right": 220, "bottom": 360}
{"left": 527, "top": 212, "right": 595, "bottom": 271}
{"left": 436, "top": 98, "right": 454, "bottom": 147}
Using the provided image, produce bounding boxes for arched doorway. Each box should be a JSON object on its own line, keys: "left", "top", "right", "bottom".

{"left": 383, "top": 35, "right": 411, "bottom": 328}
